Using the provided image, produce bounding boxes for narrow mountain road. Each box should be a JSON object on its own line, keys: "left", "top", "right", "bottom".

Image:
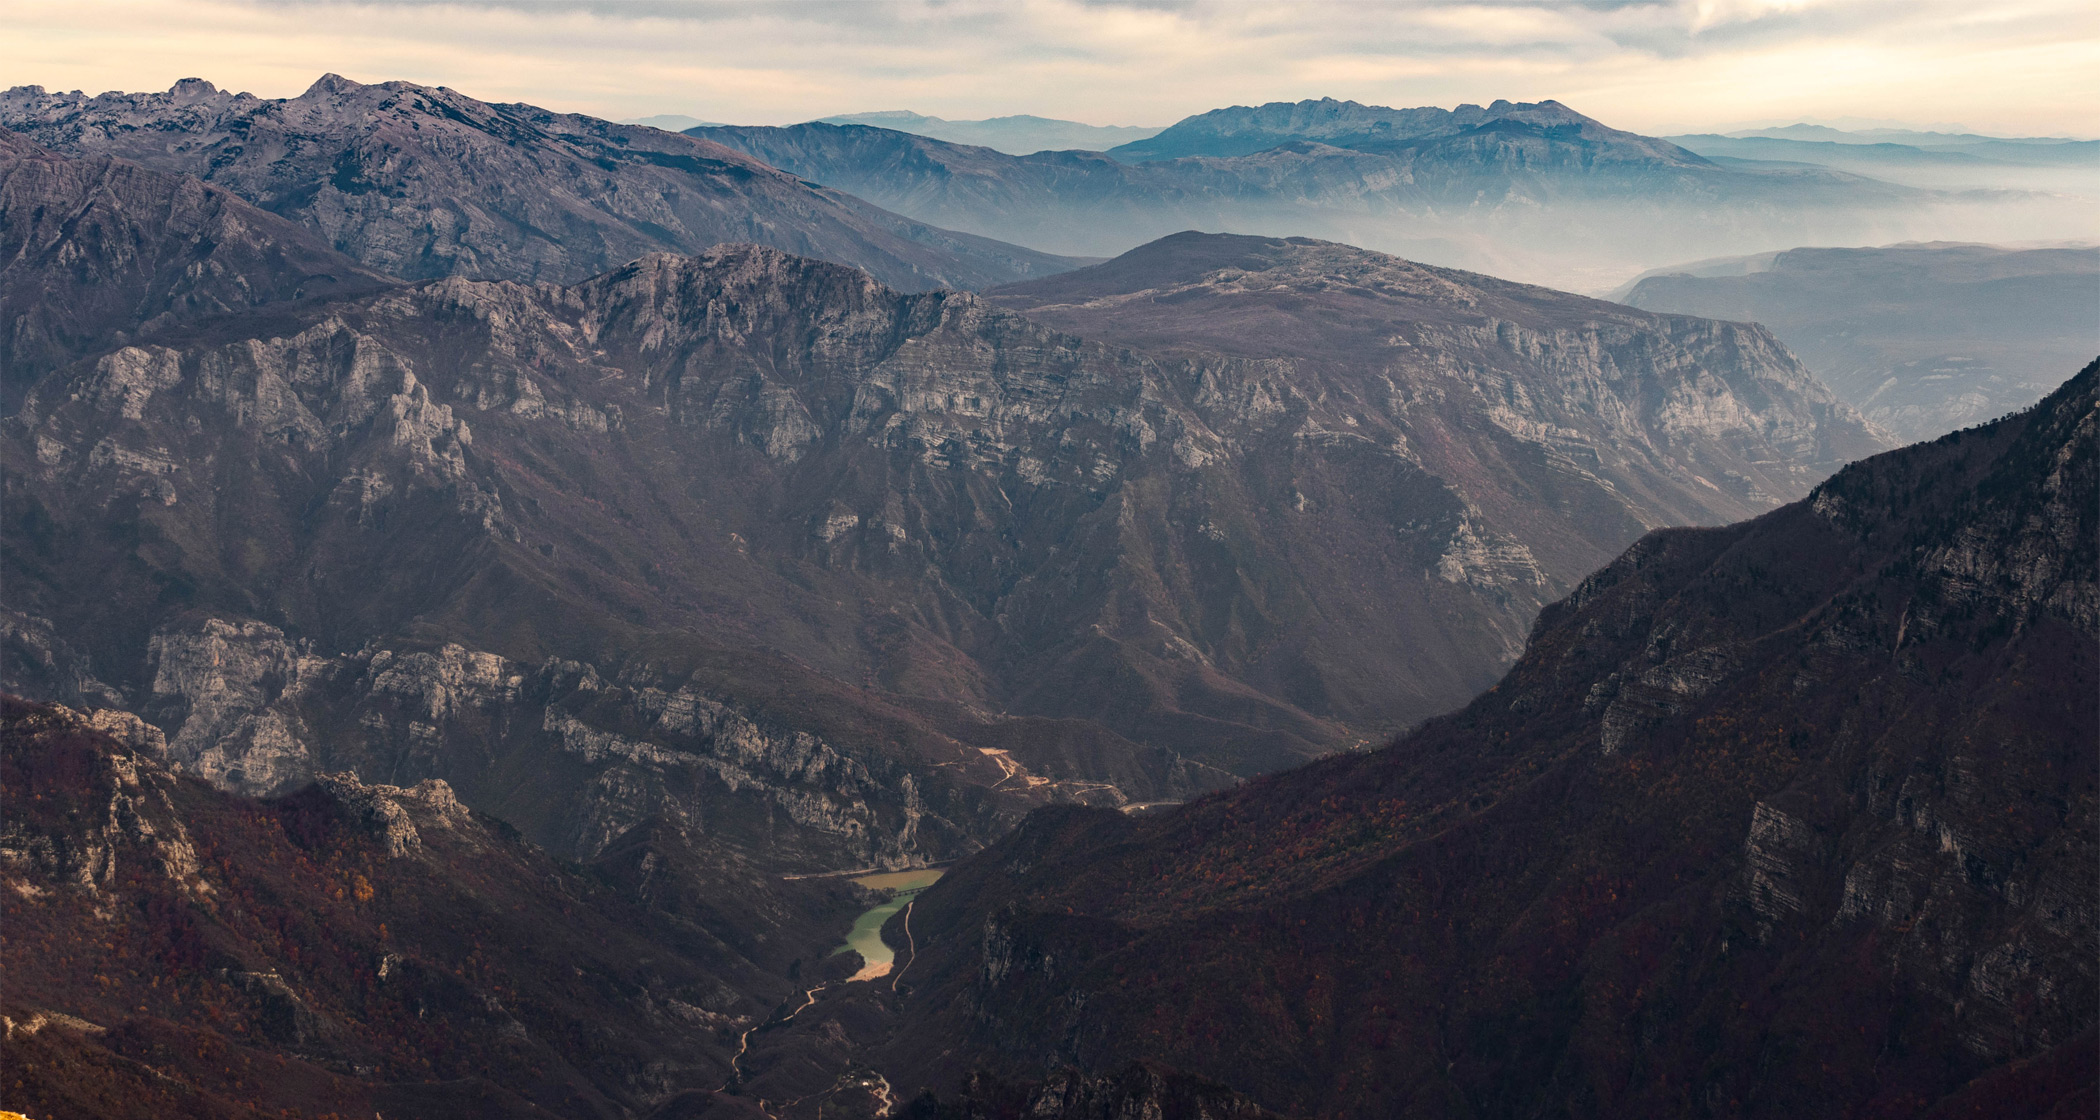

{"left": 721, "top": 981, "right": 835, "bottom": 1093}
{"left": 890, "top": 900, "right": 918, "bottom": 991}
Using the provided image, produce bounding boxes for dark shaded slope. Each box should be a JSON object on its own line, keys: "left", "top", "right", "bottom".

{"left": 0, "top": 696, "right": 856, "bottom": 1120}
{"left": 899, "top": 1065, "right": 1283, "bottom": 1120}
{"left": 0, "top": 76, "right": 1084, "bottom": 291}
{"left": 0, "top": 129, "right": 395, "bottom": 410}
{"left": 1620, "top": 242, "right": 2100, "bottom": 441}
{"left": 882, "top": 360, "right": 2098, "bottom": 1118}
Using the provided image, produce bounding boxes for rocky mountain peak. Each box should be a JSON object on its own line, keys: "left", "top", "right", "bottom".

{"left": 300, "top": 71, "right": 363, "bottom": 98}
{"left": 168, "top": 76, "right": 222, "bottom": 102}
{"left": 993, "top": 231, "right": 1888, "bottom": 534}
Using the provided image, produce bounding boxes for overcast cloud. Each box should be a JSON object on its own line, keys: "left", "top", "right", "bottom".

{"left": 5, "top": 0, "right": 2095, "bottom": 136}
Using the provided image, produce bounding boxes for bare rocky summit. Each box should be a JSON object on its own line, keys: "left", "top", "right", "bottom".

{"left": 989, "top": 231, "right": 1889, "bottom": 625}
{"left": 0, "top": 75, "right": 1085, "bottom": 291}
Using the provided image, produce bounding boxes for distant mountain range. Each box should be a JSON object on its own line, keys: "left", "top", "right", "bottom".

{"left": 1727, "top": 123, "right": 2092, "bottom": 148}
{"left": 1667, "top": 125, "right": 2100, "bottom": 194}
{"left": 0, "top": 76, "right": 1086, "bottom": 292}
{"left": 817, "top": 110, "right": 1163, "bottom": 155}
{"left": 620, "top": 112, "right": 727, "bottom": 131}
{"left": 1106, "top": 96, "right": 1710, "bottom": 165}
{"left": 691, "top": 97, "right": 2012, "bottom": 290}
{"left": 1619, "top": 241, "right": 2100, "bottom": 440}
{"left": 1673, "top": 134, "right": 2099, "bottom": 171}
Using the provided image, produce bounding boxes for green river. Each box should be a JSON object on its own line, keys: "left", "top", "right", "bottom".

{"left": 831, "top": 868, "right": 944, "bottom": 980}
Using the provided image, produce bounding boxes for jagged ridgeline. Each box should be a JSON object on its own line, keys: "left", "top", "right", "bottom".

{"left": 0, "top": 75, "right": 1088, "bottom": 291}
{"left": 6, "top": 137, "right": 1885, "bottom": 877}
{"left": 879, "top": 360, "right": 2098, "bottom": 1117}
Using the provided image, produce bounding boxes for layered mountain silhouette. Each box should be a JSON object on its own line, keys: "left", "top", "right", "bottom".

{"left": 691, "top": 97, "right": 1934, "bottom": 287}
{"left": 1726, "top": 124, "right": 2091, "bottom": 150}
{"left": 0, "top": 76, "right": 1086, "bottom": 291}
{"left": 0, "top": 134, "right": 1885, "bottom": 881}
{"left": 622, "top": 113, "right": 727, "bottom": 132}
{"left": 877, "top": 360, "right": 2099, "bottom": 1117}
{"left": 1620, "top": 241, "right": 2100, "bottom": 441}
{"left": 1667, "top": 129, "right": 2100, "bottom": 191}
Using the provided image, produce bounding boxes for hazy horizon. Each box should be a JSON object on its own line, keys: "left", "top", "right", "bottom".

{"left": 6, "top": 0, "right": 2096, "bottom": 139}
{"left": 15, "top": 70, "right": 2093, "bottom": 148}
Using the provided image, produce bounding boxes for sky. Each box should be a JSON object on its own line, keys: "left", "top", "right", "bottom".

{"left": 5, "top": 0, "right": 2097, "bottom": 137}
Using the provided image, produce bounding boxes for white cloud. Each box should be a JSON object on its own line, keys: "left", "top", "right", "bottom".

{"left": 2, "top": 0, "right": 2094, "bottom": 136}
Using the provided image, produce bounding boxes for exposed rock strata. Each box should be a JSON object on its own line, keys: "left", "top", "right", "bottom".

{"left": 122, "top": 614, "right": 991, "bottom": 868}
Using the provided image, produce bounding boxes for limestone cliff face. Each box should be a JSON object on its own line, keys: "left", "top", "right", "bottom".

{"left": 6, "top": 236, "right": 1885, "bottom": 875}
{"left": 0, "top": 76, "right": 1081, "bottom": 292}
{"left": 881, "top": 362, "right": 2096, "bottom": 1118}
{"left": 124, "top": 615, "right": 975, "bottom": 868}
